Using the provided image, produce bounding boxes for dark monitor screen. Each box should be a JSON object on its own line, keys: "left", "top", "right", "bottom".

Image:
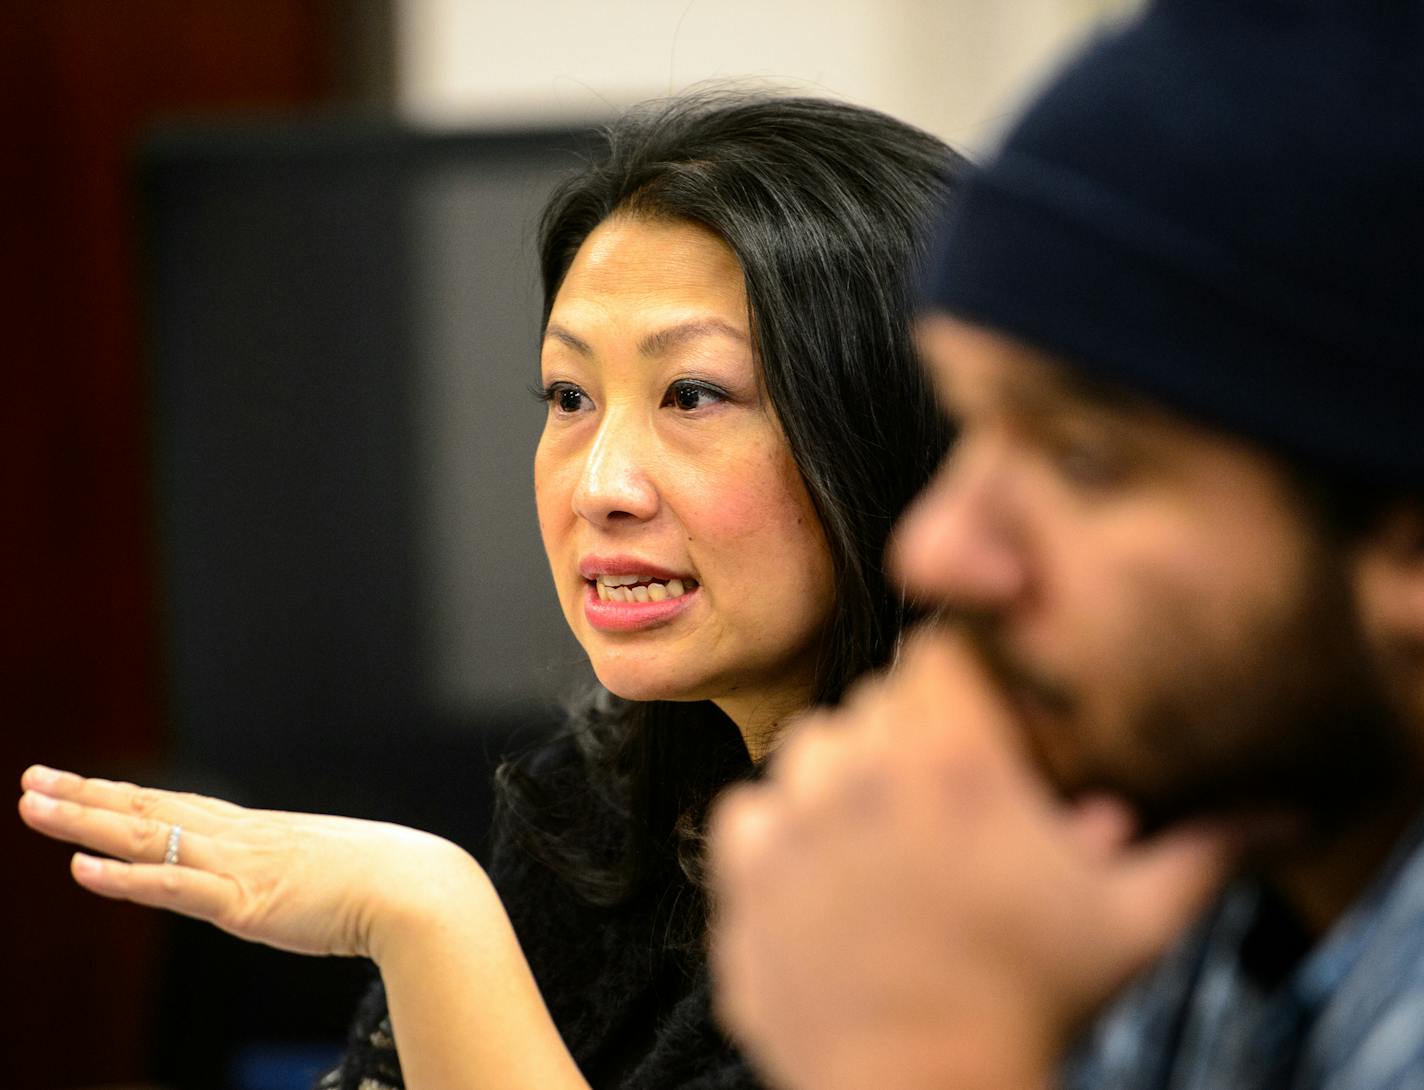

{"left": 142, "top": 121, "right": 594, "bottom": 815}
{"left": 140, "top": 120, "right": 602, "bottom": 1088}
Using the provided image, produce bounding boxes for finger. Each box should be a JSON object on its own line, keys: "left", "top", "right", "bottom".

{"left": 706, "top": 799, "right": 778, "bottom": 1044}
{"left": 1109, "top": 821, "right": 1244, "bottom": 961}
{"left": 1062, "top": 794, "right": 1138, "bottom": 862}
{"left": 70, "top": 852, "right": 236, "bottom": 924}
{"left": 709, "top": 912, "right": 763, "bottom": 1048}
{"left": 706, "top": 785, "right": 781, "bottom": 891}
{"left": 19, "top": 790, "right": 216, "bottom": 868}
{"left": 20, "top": 765, "right": 242, "bottom": 832}
{"left": 766, "top": 717, "right": 858, "bottom": 807}
{"left": 895, "top": 627, "right": 1023, "bottom": 754}
{"left": 834, "top": 667, "right": 900, "bottom": 738}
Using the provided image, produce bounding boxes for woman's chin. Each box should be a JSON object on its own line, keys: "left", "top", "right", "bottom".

{"left": 591, "top": 665, "right": 705, "bottom": 705}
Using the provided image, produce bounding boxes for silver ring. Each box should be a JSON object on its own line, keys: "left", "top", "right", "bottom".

{"left": 164, "top": 824, "right": 182, "bottom": 866}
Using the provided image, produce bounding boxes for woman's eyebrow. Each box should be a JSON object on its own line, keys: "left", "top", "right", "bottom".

{"left": 543, "top": 317, "right": 749, "bottom": 358}
{"left": 639, "top": 317, "right": 748, "bottom": 356}
{"left": 543, "top": 323, "right": 592, "bottom": 355}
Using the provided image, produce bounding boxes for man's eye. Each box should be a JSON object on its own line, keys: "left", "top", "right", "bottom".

{"left": 1051, "top": 438, "right": 1125, "bottom": 489}
{"left": 663, "top": 381, "right": 726, "bottom": 412}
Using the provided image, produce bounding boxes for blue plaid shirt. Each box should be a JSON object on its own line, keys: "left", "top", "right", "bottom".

{"left": 1062, "top": 814, "right": 1424, "bottom": 1090}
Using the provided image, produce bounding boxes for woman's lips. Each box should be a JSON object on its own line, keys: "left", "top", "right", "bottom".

{"left": 582, "top": 580, "right": 699, "bottom": 631}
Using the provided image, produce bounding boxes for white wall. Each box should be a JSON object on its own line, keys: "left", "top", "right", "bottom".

{"left": 395, "top": 0, "right": 1140, "bottom": 153}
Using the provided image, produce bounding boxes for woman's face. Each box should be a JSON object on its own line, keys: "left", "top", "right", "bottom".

{"left": 534, "top": 216, "right": 836, "bottom": 738}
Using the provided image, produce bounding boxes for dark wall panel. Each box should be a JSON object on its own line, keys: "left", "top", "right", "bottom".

{"left": 2, "top": 4, "right": 340, "bottom": 1087}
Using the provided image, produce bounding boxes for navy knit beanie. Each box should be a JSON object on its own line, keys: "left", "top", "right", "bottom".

{"left": 927, "top": 0, "right": 1424, "bottom": 483}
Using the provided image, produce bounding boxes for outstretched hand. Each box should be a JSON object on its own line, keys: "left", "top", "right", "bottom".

{"left": 18, "top": 765, "right": 486, "bottom": 963}
{"left": 709, "top": 627, "right": 1244, "bottom": 1090}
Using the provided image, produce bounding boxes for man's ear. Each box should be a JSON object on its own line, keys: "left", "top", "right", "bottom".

{"left": 1355, "top": 506, "right": 1424, "bottom": 646}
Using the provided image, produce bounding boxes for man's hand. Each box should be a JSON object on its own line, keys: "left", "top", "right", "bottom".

{"left": 708, "top": 627, "right": 1240, "bottom": 1090}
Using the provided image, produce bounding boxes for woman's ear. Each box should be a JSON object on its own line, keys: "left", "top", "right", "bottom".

{"left": 1354, "top": 505, "right": 1424, "bottom": 647}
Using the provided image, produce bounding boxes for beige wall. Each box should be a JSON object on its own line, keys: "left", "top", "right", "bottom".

{"left": 395, "top": 0, "right": 1141, "bottom": 153}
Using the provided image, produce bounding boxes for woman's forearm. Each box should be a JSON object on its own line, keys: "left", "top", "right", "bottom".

{"left": 373, "top": 854, "right": 592, "bottom": 1090}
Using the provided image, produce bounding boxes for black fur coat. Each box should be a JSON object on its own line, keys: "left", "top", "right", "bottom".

{"left": 318, "top": 732, "right": 764, "bottom": 1089}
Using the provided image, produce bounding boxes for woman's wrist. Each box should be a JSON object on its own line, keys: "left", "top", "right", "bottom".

{"left": 364, "top": 837, "right": 496, "bottom": 966}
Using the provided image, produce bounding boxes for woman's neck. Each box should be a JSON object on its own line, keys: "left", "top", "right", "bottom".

{"left": 715, "top": 688, "right": 813, "bottom": 763}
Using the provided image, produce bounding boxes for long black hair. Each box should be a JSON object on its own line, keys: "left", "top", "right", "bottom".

{"left": 500, "top": 91, "right": 965, "bottom": 952}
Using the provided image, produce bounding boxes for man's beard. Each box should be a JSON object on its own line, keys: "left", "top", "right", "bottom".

{"left": 952, "top": 552, "right": 1413, "bottom": 840}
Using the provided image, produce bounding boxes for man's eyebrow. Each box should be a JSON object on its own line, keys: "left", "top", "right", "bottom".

{"left": 997, "top": 363, "right": 1145, "bottom": 422}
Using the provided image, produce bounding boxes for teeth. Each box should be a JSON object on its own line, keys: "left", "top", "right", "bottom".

{"left": 598, "top": 574, "right": 641, "bottom": 587}
{"left": 591, "top": 574, "right": 695, "bottom": 601}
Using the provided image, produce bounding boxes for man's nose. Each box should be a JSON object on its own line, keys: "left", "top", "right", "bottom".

{"left": 889, "top": 440, "right": 1026, "bottom": 611}
{"left": 571, "top": 410, "right": 660, "bottom": 526}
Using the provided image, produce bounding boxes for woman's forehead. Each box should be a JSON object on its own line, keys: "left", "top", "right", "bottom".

{"left": 558, "top": 217, "right": 743, "bottom": 302}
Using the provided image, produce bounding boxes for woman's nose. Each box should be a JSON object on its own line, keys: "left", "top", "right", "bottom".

{"left": 571, "top": 414, "right": 660, "bottom": 526}
{"left": 889, "top": 441, "right": 1026, "bottom": 611}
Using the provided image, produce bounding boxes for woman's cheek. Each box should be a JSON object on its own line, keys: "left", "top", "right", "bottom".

{"left": 685, "top": 457, "right": 786, "bottom": 546}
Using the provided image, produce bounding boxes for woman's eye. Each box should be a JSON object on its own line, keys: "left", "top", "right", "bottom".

{"left": 539, "top": 382, "right": 590, "bottom": 415}
{"left": 663, "top": 381, "right": 726, "bottom": 412}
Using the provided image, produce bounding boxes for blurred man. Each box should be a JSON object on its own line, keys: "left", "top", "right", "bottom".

{"left": 710, "top": 1, "right": 1424, "bottom": 1088}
